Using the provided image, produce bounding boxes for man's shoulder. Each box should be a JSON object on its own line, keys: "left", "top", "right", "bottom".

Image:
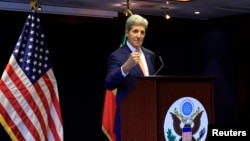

{"left": 112, "top": 45, "right": 130, "bottom": 54}
{"left": 142, "top": 47, "right": 155, "bottom": 55}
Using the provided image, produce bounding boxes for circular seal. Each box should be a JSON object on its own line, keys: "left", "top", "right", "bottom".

{"left": 163, "top": 97, "right": 208, "bottom": 141}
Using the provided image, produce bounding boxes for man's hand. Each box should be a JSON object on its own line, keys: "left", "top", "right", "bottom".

{"left": 122, "top": 52, "right": 141, "bottom": 74}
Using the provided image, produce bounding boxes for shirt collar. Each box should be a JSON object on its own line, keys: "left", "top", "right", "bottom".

{"left": 126, "top": 41, "right": 142, "bottom": 52}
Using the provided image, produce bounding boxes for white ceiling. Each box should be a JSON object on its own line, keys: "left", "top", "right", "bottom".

{"left": 1, "top": 0, "right": 250, "bottom": 20}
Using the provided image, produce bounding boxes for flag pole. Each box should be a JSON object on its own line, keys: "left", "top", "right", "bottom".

{"left": 121, "top": 0, "right": 133, "bottom": 46}
{"left": 102, "top": 1, "right": 134, "bottom": 141}
{"left": 0, "top": 1, "right": 64, "bottom": 140}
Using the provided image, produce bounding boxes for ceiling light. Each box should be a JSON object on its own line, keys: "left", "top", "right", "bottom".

{"left": 165, "top": 14, "right": 171, "bottom": 19}
{"left": 161, "top": 6, "right": 170, "bottom": 20}
{"left": 194, "top": 11, "right": 200, "bottom": 15}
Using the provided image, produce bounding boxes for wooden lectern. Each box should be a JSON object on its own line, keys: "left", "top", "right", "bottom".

{"left": 120, "top": 76, "right": 216, "bottom": 141}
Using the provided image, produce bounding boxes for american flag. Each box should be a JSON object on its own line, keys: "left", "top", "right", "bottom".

{"left": 0, "top": 10, "right": 63, "bottom": 141}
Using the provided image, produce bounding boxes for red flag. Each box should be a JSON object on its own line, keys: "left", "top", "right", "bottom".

{"left": 102, "top": 89, "right": 117, "bottom": 141}
{"left": 0, "top": 10, "right": 63, "bottom": 141}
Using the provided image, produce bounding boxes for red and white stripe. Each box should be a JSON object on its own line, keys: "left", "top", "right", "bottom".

{"left": 0, "top": 55, "right": 63, "bottom": 141}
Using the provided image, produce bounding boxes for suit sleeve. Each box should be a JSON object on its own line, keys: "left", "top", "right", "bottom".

{"left": 105, "top": 53, "right": 126, "bottom": 90}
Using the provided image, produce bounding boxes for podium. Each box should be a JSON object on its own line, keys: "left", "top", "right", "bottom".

{"left": 120, "top": 76, "right": 216, "bottom": 141}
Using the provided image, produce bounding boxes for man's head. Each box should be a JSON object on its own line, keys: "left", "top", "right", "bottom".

{"left": 125, "top": 14, "right": 148, "bottom": 49}
{"left": 125, "top": 14, "right": 148, "bottom": 31}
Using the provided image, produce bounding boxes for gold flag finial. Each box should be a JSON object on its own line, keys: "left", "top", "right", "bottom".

{"left": 124, "top": 0, "right": 133, "bottom": 16}
{"left": 30, "top": 0, "right": 39, "bottom": 12}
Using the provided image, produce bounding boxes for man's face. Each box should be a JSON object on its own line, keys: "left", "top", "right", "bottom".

{"left": 126, "top": 24, "right": 146, "bottom": 49}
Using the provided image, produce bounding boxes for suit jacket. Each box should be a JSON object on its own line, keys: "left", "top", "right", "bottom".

{"left": 105, "top": 43, "right": 155, "bottom": 136}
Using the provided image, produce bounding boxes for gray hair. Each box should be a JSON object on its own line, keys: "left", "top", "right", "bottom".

{"left": 125, "top": 14, "right": 148, "bottom": 31}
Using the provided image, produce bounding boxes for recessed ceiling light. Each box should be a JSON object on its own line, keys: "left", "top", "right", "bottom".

{"left": 194, "top": 11, "right": 200, "bottom": 14}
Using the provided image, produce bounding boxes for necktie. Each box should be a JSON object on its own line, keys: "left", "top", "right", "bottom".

{"left": 136, "top": 49, "right": 146, "bottom": 76}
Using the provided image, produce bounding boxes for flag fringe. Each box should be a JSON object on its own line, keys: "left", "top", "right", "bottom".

{"left": 0, "top": 114, "right": 18, "bottom": 141}
{"left": 102, "top": 125, "right": 112, "bottom": 141}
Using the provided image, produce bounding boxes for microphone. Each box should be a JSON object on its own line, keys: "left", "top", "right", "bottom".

{"left": 154, "top": 56, "right": 164, "bottom": 76}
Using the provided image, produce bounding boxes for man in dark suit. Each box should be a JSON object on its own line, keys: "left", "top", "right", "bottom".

{"left": 105, "top": 14, "right": 155, "bottom": 141}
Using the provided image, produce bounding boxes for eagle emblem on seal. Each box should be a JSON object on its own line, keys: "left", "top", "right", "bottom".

{"left": 170, "top": 107, "right": 206, "bottom": 141}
